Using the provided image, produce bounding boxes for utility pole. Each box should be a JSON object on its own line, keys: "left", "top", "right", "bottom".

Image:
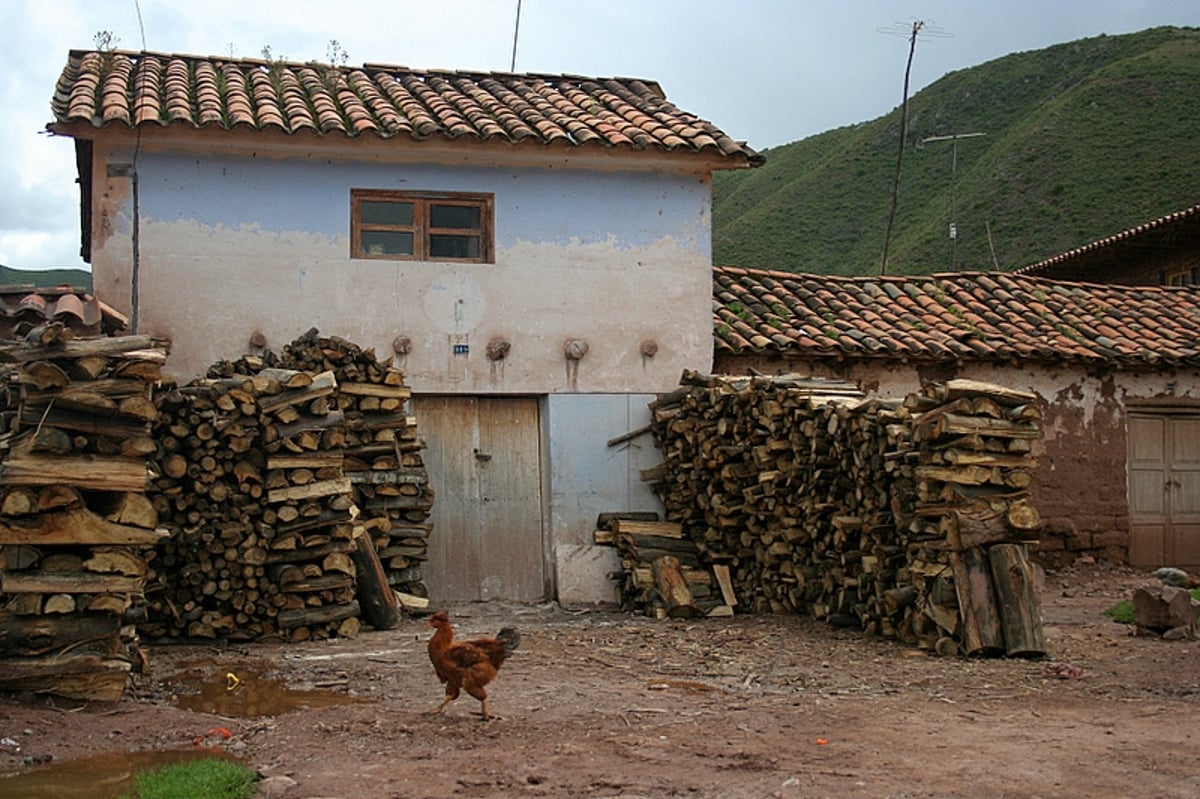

{"left": 920, "top": 132, "right": 985, "bottom": 270}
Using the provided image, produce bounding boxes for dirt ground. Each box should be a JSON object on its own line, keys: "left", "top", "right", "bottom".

{"left": 1, "top": 560, "right": 1198, "bottom": 799}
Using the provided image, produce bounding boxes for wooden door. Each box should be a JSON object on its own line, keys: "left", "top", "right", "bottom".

{"left": 413, "top": 396, "right": 546, "bottom": 601}
{"left": 1128, "top": 412, "right": 1200, "bottom": 569}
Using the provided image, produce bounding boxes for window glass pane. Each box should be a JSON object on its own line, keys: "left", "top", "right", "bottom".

{"left": 362, "top": 230, "right": 414, "bottom": 255}
{"left": 361, "top": 200, "right": 414, "bottom": 226}
{"left": 430, "top": 204, "right": 480, "bottom": 229}
{"left": 430, "top": 234, "right": 480, "bottom": 259}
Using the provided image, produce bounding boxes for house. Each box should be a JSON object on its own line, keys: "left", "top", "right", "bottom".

{"left": 713, "top": 265, "right": 1200, "bottom": 570}
{"left": 1016, "top": 204, "right": 1200, "bottom": 285}
{"left": 47, "top": 49, "right": 762, "bottom": 604}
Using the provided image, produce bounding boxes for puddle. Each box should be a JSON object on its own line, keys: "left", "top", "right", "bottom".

{"left": 0, "top": 749, "right": 239, "bottom": 799}
{"left": 167, "top": 662, "right": 365, "bottom": 718}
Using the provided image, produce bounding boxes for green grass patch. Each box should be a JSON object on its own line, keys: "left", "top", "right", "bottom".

{"left": 120, "top": 758, "right": 258, "bottom": 799}
{"left": 1104, "top": 587, "right": 1200, "bottom": 624}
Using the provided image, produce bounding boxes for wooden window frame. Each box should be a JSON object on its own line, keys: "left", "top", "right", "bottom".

{"left": 351, "top": 189, "right": 494, "bottom": 263}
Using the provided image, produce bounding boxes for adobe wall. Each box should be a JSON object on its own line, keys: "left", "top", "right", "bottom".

{"left": 88, "top": 137, "right": 715, "bottom": 392}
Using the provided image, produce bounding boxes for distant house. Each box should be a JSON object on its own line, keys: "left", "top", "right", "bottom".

{"left": 1017, "top": 204, "right": 1200, "bottom": 285}
{"left": 713, "top": 265, "right": 1200, "bottom": 570}
{"left": 47, "top": 49, "right": 762, "bottom": 604}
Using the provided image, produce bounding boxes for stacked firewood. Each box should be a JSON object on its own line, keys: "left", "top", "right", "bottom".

{"left": 595, "top": 513, "right": 735, "bottom": 617}
{"left": 896, "top": 379, "right": 1045, "bottom": 657}
{"left": 143, "top": 329, "right": 428, "bottom": 642}
{"left": 278, "top": 330, "right": 433, "bottom": 603}
{"left": 147, "top": 375, "right": 275, "bottom": 640}
{"left": 0, "top": 325, "right": 170, "bottom": 699}
{"left": 646, "top": 371, "right": 1046, "bottom": 657}
{"left": 646, "top": 371, "right": 873, "bottom": 615}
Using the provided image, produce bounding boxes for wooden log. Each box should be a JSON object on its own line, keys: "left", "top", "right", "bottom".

{"left": 267, "top": 477, "right": 352, "bottom": 504}
{"left": 949, "top": 547, "right": 1005, "bottom": 657}
{"left": 0, "top": 544, "right": 41, "bottom": 569}
{"left": 276, "top": 599, "right": 360, "bottom": 629}
{"left": 1, "top": 487, "right": 38, "bottom": 516}
{"left": 946, "top": 508, "right": 1039, "bottom": 551}
{"left": 0, "top": 610, "right": 122, "bottom": 657}
{"left": 923, "top": 413, "right": 1041, "bottom": 441}
{"left": 0, "top": 654, "right": 131, "bottom": 701}
{"left": 987, "top": 543, "right": 1046, "bottom": 657}
{"left": 0, "top": 334, "right": 169, "bottom": 365}
{"left": 83, "top": 547, "right": 149, "bottom": 578}
{"left": 351, "top": 530, "right": 400, "bottom": 630}
{"left": 930, "top": 379, "right": 1038, "bottom": 407}
{"left": 651, "top": 555, "right": 700, "bottom": 618}
{"left": 610, "top": 519, "right": 683, "bottom": 537}
{"left": 1, "top": 571, "right": 144, "bottom": 595}
{"left": 0, "top": 508, "right": 168, "bottom": 545}
{"left": 0, "top": 454, "right": 149, "bottom": 491}
{"left": 100, "top": 492, "right": 159, "bottom": 528}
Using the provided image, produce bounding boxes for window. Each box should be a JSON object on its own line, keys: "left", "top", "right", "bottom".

{"left": 351, "top": 190, "right": 493, "bottom": 262}
{"left": 1163, "top": 265, "right": 1199, "bottom": 286}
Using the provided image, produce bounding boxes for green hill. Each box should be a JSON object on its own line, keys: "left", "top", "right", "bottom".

{"left": 713, "top": 26, "right": 1200, "bottom": 275}
{"left": 0, "top": 264, "right": 92, "bottom": 290}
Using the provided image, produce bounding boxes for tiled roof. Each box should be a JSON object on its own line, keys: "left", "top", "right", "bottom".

{"left": 1017, "top": 204, "right": 1200, "bottom": 276}
{"left": 713, "top": 266, "right": 1200, "bottom": 369}
{"left": 0, "top": 285, "right": 127, "bottom": 337}
{"left": 49, "top": 50, "right": 762, "bottom": 167}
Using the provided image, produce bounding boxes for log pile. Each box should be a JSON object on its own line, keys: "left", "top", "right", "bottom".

{"left": 595, "top": 513, "right": 734, "bottom": 617}
{"left": 0, "top": 325, "right": 170, "bottom": 699}
{"left": 143, "top": 329, "right": 427, "bottom": 642}
{"left": 277, "top": 329, "right": 433, "bottom": 604}
{"left": 645, "top": 371, "right": 1046, "bottom": 657}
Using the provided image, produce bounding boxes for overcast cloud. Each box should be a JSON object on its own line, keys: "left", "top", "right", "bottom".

{"left": 3, "top": 0, "right": 1199, "bottom": 270}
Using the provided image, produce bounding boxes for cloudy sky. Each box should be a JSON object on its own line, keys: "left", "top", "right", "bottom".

{"left": 3, "top": 0, "right": 1199, "bottom": 271}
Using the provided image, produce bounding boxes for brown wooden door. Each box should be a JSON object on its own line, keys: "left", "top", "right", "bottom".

{"left": 413, "top": 396, "right": 546, "bottom": 601}
{"left": 1128, "top": 412, "right": 1200, "bottom": 569}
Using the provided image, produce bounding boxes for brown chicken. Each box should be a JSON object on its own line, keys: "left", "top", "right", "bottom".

{"left": 426, "top": 610, "right": 520, "bottom": 720}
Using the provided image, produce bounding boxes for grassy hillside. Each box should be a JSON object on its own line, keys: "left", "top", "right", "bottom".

{"left": 0, "top": 264, "right": 92, "bottom": 290}
{"left": 713, "top": 26, "right": 1200, "bottom": 275}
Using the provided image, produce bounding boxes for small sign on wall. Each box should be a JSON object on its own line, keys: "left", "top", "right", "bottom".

{"left": 447, "top": 333, "right": 469, "bottom": 382}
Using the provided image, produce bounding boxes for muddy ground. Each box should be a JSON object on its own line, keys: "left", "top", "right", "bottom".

{"left": 1, "top": 560, "right": 1198, "bottom": 799}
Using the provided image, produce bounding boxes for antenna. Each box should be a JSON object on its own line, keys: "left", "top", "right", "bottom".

{"left": 921, "top": 132, "right": 986, "bottom": 269}
{"left": 877, "top": 19, "right": 951, "bottom": 275}
{"left": 510, "top": 0, "right": 522, "bottom": 72}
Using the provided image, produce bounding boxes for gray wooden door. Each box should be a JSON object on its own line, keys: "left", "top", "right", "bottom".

{"left": 413, "top": 396, "right": 546, "bottom": 601}
{"left": 1128, "top": 412, "right": 1200, "bottom": 569}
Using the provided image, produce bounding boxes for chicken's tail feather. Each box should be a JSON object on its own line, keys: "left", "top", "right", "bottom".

{"left": 496, "top": 627, "right": 521, "bottom": 656}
